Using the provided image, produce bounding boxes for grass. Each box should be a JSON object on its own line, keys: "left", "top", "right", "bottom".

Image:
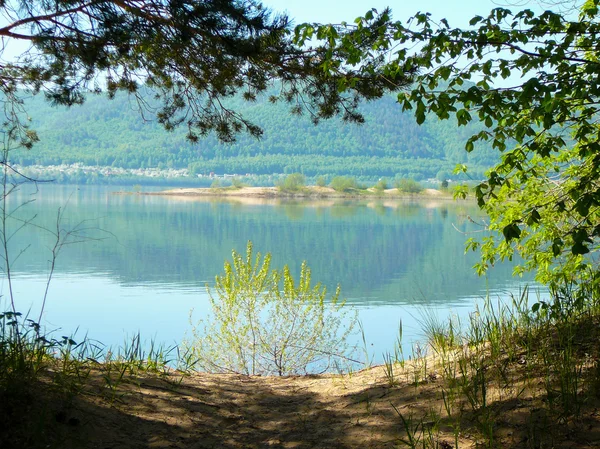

{"left": 2, "top": 285, "right": 600, "bottom": 448}
{"left": 0, "top": 313, "right": 197, "bottom": 448}
{"left": 384, "top": 286, "right": 600, "bottom": 448}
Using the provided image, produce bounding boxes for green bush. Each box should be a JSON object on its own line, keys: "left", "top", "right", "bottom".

{"left": 373, "top": 178, "right": 388, "bottom": 192}
{"left": 210, "top": 179, "right": 221, "bottom": 188}
{"left": 187, "top": 242, "right": 357, "bottom": 375}
{"left": 277, "top": 173, "right": 306, "bottom": 192}
{"left": 395, "top": 178, "right": 423, "bottom": 193}
{"left": 315, "top": 176, "right": 327, "bottom": 187}
{"left": 231, "top": 177, "right": 245, "bottom": 189}
{"left": 330, "top": 176, "right": 359, "bottom": 192}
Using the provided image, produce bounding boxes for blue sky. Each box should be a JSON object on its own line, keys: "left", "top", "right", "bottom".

{"left": 263, "top": 0, "right": 541, "bottom": 27}
{"left": 263, "top": 0, "right": 570, "bottom": 88}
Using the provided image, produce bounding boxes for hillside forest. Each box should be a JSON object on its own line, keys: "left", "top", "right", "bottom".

{"left": 15, "top": 90, "right": 500, "bottom": 184}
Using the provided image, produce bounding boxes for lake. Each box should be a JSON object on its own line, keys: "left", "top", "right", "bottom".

{"left": 2, "top": 185, "right": 539, "bottom": 366}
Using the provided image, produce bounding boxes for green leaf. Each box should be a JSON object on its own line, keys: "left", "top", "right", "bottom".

{"left": 453, "top": 164, "right": 468, "bottom": 174}
{"left": 469, "top": 15, "right": 483, "bottom": 25}
{"left": 552, "top": 238, "right": 563, "bottom": 257}
{"left": 573, "top": 228, "right": 593, "bottom": 244}
{"left": 572, "top": 242, "right": 590, "bottom": 255}
{"left": 502, "top": 223, "right": 522, "bottom": 242}
{"left": 526, "top": 209, "right": 541, "bottom": 226}
{"left": 415, "top": 100, "right": 426, "bottom": 125}
{"left": 574, "top": 199, "right": 590, "bottom": 217}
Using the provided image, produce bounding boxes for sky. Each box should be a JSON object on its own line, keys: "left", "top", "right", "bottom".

{"left": 0, "top": 0, "right": 578, "bottom": 84}
{"left": 261, "top": 0, "right": 581, "bottom": 88}
{"left": 262, "top": 0, "right": 557, "bottom": 27}
{"left": 1, "top": 1, "right": 505, "bottom": 61}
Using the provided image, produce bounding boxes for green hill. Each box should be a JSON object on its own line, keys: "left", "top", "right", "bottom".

{"left": 13, "top": 90, "right": 497, "bottom": 181}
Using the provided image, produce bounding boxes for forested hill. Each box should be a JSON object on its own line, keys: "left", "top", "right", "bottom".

{"left": 15, "top": 91, "right": 498, "bottom": 180}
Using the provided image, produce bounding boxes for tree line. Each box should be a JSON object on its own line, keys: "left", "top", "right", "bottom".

{"left": 12, "top": 90, "right": 498, "bottom": 181}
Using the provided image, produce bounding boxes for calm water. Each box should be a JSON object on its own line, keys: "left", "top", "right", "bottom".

{"left": 2, "top": 185, "right": 538, "bottom": 365}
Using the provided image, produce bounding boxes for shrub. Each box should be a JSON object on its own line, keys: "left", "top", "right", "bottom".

{"left": 373, "top": 178, "right": 388, "bottom": 192}
{"left": 210, "top": 179, "right": 221, "bottom": 188}
{"left": 277, "top": 173, "right": 306, "bottom": 192}
{"left": 187, "top": 242, "right": 357, "bottom": 375}
{"left": 231, "top": 177, "right": 245, "bottom": 189}
{"left": 315, "top": 176, "right": 327, "bottom": 187}
{"left": 330, "top": 176, "right": 359, "bottom": 192}
{"left": 395, "top": 178, "right": 423, "bottom": 193}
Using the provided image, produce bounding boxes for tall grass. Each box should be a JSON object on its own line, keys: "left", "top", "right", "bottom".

{"left": 389, "top": 285, "right": 600, "bottom": 448}
{"left": 0, "top": 312, "right": 198, "bottom": 448}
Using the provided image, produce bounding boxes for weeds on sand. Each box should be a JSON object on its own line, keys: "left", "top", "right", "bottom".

{"left": 0, "top": 313, "right": 197, "bottom": 448}
{"left": 388, "top": 286, "right": 600, "bottom": 448}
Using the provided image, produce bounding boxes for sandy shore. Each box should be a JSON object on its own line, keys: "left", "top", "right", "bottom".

{"left": 133, "top": 186, "right": 455, "bottom": 200}
{"left": 11, "top": 356, "right": 597, "bottom": 449}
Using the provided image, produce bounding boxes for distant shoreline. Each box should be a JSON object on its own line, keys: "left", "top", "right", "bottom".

{"left": 126, "top": 186, "right": 462, "bottom": 200}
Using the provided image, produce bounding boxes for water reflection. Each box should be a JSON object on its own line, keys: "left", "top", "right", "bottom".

{"left": 4, "top": 185, "right": 537, "bottom": 359}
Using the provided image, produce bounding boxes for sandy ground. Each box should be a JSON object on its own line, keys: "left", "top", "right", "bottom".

{"left": 15, "top": 359, "right": 598, "bottom": 449}
{"left": 141, "top": 186, "right": 451, "bottom": 200}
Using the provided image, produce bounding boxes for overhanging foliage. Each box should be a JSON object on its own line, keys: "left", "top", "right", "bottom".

{"left": 0, "top": 0, "right": 413, "bottom": 146}
{"left": 297, "top": 0, "right": 600, "bottom": 297}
